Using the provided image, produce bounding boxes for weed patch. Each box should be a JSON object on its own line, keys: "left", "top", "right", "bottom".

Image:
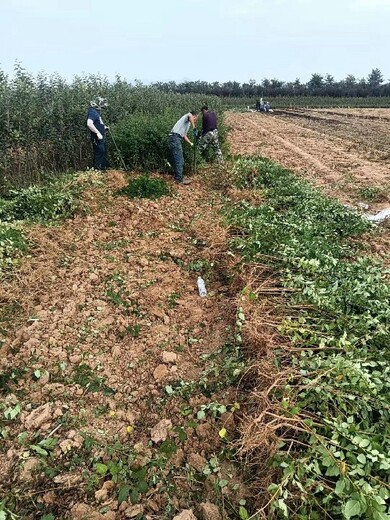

{"left": 72, "top": 364, "right": 115, "bottom": 396}
{"left": 0, "top": 175, "right": 83, "bottom": 222}
{"left": 117, "top": 175, "right": 171, "bottom": 200}
{"left": 358, "top": 185, "right": 389, "bottom": 203}
{"left": 0, "top": 224, "right": 27, "bottom": 273}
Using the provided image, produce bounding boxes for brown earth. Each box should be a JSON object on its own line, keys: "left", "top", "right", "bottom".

{"left": 0, "top": 171, "right": 246, "bottom": 519}
{"left": 226, "top": 109, "right": 390, "bottom": 259}
{"left": 226, "top": 109, "right": 390, "bottom": 206}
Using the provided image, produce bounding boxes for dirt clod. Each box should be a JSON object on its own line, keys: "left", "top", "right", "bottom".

{"left": 199, "top": 502, "right": 222, "bottom": 520}
{"left": 24, "top": 403, "right": 52, "bottom": 430}
{"left": 153, "top": 364, "right": 169, "bottom": 380}
{"left": 150, "top": 418, "right": 172, "bottom": 443}
{"left": 188, "top": 453, "right": 207, "bottom": 473}
{"left": 124, "top": 504, "right": 144, "bottom": 518}
{"left": 173, "top": 510, "right": 198, "bottom": 520}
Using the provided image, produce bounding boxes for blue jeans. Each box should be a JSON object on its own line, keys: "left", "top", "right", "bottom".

{"left": 92, "top": 138, "right": 108, "bottom": 170}
{"left": 168, "top": 133, "right": 184, "bottom": 182}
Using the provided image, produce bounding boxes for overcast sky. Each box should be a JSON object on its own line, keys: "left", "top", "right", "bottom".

{"left": 1, "top": 0, "right": 389, "bottom": 84}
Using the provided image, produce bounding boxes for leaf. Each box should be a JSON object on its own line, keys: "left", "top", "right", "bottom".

{"left": 138, "top": 480, "right": 149, "bottom": 493}
{"left": 133, "top": 468, "right": 147, "bottom": 481}
{"left": 118, "top": 484, "right": 130, "bottom": 504}
{"left": 177, "top": 427, "right": 187, "bottom": 442}
{"left": 159, "top": 439, "right": 177, "bottom": 457}
{"left": 276, "top": 499, "right": 288, "bottom": 517}
{"left": 239, "top": 506, "right": 249, "bottom": 520}
{"left": 325, "top": 464, "right": 340, "bottom": 477}
{"left": 30, "top": 444, "right": 48, "bottom": 456}
{"left": 218, "top": 405, "right": 227, "bottom": 415}
{"left": 39, "top": 438, "right": 58, "bottom": 449}
{"left": 0, "top": 513, "right": 7, "bottom": 520}
{"left": 197, "top": 410, "right": 206, "bottom": 420}
{"left": 130, "top": 488, "right": 139, "bottom": 505}
{"left": 358, "top": 438, "right": 370, "bottom": 448}
{"left": 4, "top": 403, "right": 21, "bottom": 420}
{"left": 372, "top": 512, "right": 390, "bottom": 520}
{"left": 357, "top": 454, "right": 366, "bottom": 464}
{"left": 344, "top": 500, "right": 361, "bottom": 519}
{"left": 41, "top": 515, "right": 55, "bottom": 520}
{"left": 335, "top": 479, "right": 345, "bottom": 496}
{"left": 165, "top": 385, "right": 174, "bottom": 395}
{"left": 95, "top": 463, "right": 108, "bottom": 475}
{"left": 219, "top": 428, "right": 227, "bottom": 439}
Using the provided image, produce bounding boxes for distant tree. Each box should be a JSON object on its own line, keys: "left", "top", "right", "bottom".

{"left": 308, "top": 73, "right": 324, "bottom": 90}
{"left": 242, "top": 78, "right": 257, "bottom": 97}
{"left": 367, "top": 68, "right": 384, "bottom": 88}
{"left": 324, "top": 74, "right": 335, "bottom": 86}
{"left": 345, "top": 74, "right": 357, "bottom": 86}
{"left": 262, "top": 78, "right": 271, "bottom": 89}
{"left": 149, "top": 68, "right": 390, "bottom": 99}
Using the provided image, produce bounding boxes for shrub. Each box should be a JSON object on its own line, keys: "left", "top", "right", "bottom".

{"left": 118, "top": 175, "right": 171, "bottom": 200}
{"left": 111, "top": 109, "right": 227, "bottom": 173}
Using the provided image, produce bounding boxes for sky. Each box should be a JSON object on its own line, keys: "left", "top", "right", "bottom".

{"left": 1, "top": 0, "right": 390, "bottom": 84}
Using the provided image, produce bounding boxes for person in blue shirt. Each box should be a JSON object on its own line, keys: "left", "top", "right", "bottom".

{"left": 86, "top": 97, "right": 108, "bottom": 171}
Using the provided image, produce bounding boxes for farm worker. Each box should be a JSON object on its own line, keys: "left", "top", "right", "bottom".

{"left": 198, "top": 105, "right": 224, "bottom": 164}
{"left": 87, "top": 97, "right": 108, "bottom": 171}
{"left": 168, "top": 111, "right": 198, "bottom": 185}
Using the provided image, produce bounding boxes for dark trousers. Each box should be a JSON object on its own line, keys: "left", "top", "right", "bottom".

{"left": 92, "top": 138, "right": 108, "bottom": 170}
{"left": 168, "top": 133, "right": 184, "bottom": 182}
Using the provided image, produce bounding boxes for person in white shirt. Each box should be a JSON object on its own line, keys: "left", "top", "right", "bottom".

{"left": 168, "top": 111, "right": 198, "bottom": 185}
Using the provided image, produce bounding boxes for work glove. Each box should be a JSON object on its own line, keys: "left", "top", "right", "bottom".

{"left": 193, "top": 128, "right": 200, "bottom": 139}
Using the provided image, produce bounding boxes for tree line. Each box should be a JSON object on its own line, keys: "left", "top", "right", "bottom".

{"left": 152, "top": 68, "right": 389, "bottom": 98}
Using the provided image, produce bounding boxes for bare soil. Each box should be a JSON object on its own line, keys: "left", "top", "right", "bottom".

{"left": 0, "top": 172, "right": 245, "bottom": 519}
{"left": 226, "top": 109, "right": 390, "bottom": 259}
{"left": 226, "top": 109, "right": 390, "bottom": 205}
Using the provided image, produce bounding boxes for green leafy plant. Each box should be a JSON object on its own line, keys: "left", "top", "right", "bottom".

{"left": 358, "top": 185, "right": 387, "bottom": 202}
{"left": 226, "top": 156, "right": 390, "bottom": 519}
{"left": 0, "top": 223, "right": 27, "bottom": 271}
{"left": 117, "top": 175, "right": 171, "bottom": 200}
{"left": 72, "top": 364, "right": 114, "bottom": 395}
{"left": 0, "top": 175, "right": 82, "bottom": 222}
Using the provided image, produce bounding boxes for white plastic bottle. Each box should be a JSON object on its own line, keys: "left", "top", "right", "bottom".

{"left": 197, "top": 276, "right": 207, "bottom": 297}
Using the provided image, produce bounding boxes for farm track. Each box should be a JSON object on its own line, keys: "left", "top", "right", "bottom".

{"left": 275, "top": 109, "right": 390, "bottom": 163}
{"left": 278, "top": 108, "right": 390, "bottom": 122}
{"left": 226, "top": 109, "right": 390, "bottom": 260}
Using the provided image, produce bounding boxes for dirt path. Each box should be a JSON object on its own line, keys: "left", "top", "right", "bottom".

{"left": 0, "top": 172, "right": 246, "bottom": 519}
{"left": 226, "top": 111, "right": 390, "bottom": 208}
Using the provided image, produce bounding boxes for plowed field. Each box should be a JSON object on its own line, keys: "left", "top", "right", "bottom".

{"left": 226, "top": 108, "right": 390, "bottom": 209}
